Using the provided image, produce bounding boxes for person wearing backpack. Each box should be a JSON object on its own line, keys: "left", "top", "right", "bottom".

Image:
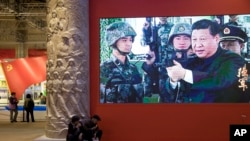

{"left": 24, "top": 93, "right": 35, "bottom": 122}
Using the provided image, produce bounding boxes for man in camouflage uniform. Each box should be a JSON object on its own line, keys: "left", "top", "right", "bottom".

{"left": 141, "top": 17, "right": 174, "bottom": 47}
{"left": 142, "top": 22, "right": 193, "bottom": 103}
{"left": 141, "top": 17, "right": 174, "bottom": 95}
{"left": 100, "top": 21, "right": 144, "bottom": 103}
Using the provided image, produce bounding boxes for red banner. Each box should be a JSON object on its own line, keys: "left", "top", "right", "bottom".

{"left": 1, "top": 56, "right": 47, "bottom": 100}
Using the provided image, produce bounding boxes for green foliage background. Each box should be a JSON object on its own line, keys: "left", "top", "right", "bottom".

{"left": 100, "top": 18, "right": 122, "bottom": 64}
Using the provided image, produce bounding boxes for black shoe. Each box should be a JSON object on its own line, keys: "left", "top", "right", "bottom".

{"left": 13, "top": 120, "right": 17, "bottom": 122}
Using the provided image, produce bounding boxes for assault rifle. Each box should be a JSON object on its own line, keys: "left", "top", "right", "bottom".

{"left": 154, "top": 48, "right": 189, "bottom": 68}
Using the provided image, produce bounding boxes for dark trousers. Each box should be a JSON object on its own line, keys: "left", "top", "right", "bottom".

{"left": 10, "top": 109, "right": 18, "bottom": 122}
{"left": 85, "top": 130, "right": 103, "bottom": 141}
{"left": 25, "top": 109, "right": 35, "bottom": 122}
{"left": 95, "top": 130, "right": 103, "bottom": 140}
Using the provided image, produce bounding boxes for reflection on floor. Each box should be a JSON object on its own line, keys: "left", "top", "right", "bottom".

{"left": 0, "top": 106, "right": 50, "bottom": 141}
{"left": 0, "top": 120, "right": 46, "bottom": 141}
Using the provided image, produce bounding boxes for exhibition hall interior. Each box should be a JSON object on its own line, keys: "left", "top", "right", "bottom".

{"left": 0, "top": 0, "right": 250, "bottom": 141}
{"left": 0, "top": 0, "right": 47, "bottom": 141}
{"left": 0, "top": 0, "right": 46, "bottom": 103}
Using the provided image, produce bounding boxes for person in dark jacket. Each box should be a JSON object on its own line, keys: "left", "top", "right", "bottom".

{"left": 66, "top": 115, "right": 84, "bottom": 141}
{"left": 8, "top": 92, "right": 19, "bottom": 123}
{"left": 24, "top": 93, "right": 35, "bottom": 122}
{"left": 219, "top": 25, "right": 250, "bottom": 102}
{"left": 166, "top": 19, "right": 245, "bottom": 103}
{"left": 82, "top": 115, "right": 102, "bottom": 141}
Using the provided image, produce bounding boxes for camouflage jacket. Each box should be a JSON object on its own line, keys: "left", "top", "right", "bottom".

{"left": 100, "top": 55, "right": 143, "bottom": 103}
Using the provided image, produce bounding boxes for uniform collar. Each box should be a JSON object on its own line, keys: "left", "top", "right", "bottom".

{"left": 111, "top": 54, "right": 130, "bottom": 66}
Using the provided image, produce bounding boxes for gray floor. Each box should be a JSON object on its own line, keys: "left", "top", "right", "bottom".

{"left": 0, "top": 106, "right": 66, "bottom": 141}
{"left": 0, "top": 120, "right": 46, "bottom": 141}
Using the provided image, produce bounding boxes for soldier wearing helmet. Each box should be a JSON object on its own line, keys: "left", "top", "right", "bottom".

{"left": 100, "top": 21, "right": 143, "bottom": 103}
{"left": 157, "top": 17, "right": 174, "bottom": 47}
{"left": 140, "top": 17, "right": 173, "bottom": 99}
{"left": 141, "top": 17, "right": 173, "bottom": 47}
{"left": 166, "top": 22, "right": 194, "bottom": 62}
{"left": 105, "top": 21, "right": 137, "bottom": 56}
{"left": 163, "top": 23, "right": 194, "bottom": 102}
{"left": 168, "top": 23, "right": 191, "bottom": 50}
{"left": 142, "top": 23, "right": 194, "bottom": 103}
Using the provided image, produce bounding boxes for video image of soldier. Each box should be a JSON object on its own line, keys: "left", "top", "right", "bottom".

{"left": 142, "top": 22, "right": 194, "bottom": 103}
{"left": 141, "top": 17, "right": 174, "bottom": 95}
{"left": 100, "top": 21, "right": 144, "bottom": 103}
{"left": 99, "top": 14, "right": 250, "bottom": 104}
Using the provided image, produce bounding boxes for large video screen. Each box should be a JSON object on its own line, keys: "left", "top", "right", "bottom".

{"left": 100, "top": 14, "right": 250, "bottom": 104}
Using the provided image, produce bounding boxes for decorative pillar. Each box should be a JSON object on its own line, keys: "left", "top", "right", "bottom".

{"left": 45, "top": 0, "right": 89, "bottom": 138}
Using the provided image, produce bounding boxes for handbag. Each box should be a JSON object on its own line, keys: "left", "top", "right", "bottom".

{"left": 8, "top": 103, "right": 15, "bottom": 110}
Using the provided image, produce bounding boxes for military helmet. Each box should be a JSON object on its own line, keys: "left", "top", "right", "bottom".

{"left": 47, "top": 59, "right": 53, "bottom": 65}
{"left": 168, "top": 22, "right": 192, "bottom": 45}
{"left": 105, "top": 21, "right": 137, "bottom": 46}
{"left": 76, "top": 72, "right": 81, "bottom": 76}
{"left": 64, "top": 71, "right": 70, "bottom": 75}
{"left": 56, "top": 58, "right": 63, "bottom": 63}
{"left": 53, "top": 71, "right": 59, "bottom": 76}
{"left": 68, "top": 58, "right": 75, "bottom": 63}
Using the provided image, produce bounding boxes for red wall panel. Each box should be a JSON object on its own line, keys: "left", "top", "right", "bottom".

{"left": 28, "top": 49, "right": 47, "bottom": 57}
{"left": 90, "top": 0, "right": 250, "bottom": 140}
{"left": 0, "top": 49, "right": 16, "bottom": 60}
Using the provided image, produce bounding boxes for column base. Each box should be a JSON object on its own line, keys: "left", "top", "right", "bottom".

{"left": 34, "top": 135, "right": 65, "bottom": 141}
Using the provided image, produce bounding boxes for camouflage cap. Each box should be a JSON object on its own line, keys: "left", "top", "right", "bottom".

{"left": 220, "top": 25, "right": 248, "bottom": 43}
{"left": 105, "top": 21, "right": 137, "bottom": 46}
{"left": 168, "top": 22, "right": 191, "bottom": 45}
